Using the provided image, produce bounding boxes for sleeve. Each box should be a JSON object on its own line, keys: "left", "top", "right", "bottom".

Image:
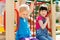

{"left": 37, "top": 16, "right": 42, "bottom": 21}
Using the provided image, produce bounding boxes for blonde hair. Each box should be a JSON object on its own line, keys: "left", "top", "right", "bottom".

{"left": 19, "top": 4, "right": 30, "bottom": 13}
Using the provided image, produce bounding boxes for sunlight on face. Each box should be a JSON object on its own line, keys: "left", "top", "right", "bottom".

{"left": 20, "top": 10, "right": 29, "bottom": 18}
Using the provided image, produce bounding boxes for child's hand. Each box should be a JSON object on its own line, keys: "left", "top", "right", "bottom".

{"left": 30, "top": 0, "right": 36, "bottom": 12}
{"left": 46, "top": 17, "right": 49, "bottom": 22}
{"left": 30, "top": 2, "right": 34, "bottom": 12}
{"left": 46, "top": 17, "right": 50, "bottom": 28}
{"left": 28, "top": 0, "right": 36, "bottom": 15}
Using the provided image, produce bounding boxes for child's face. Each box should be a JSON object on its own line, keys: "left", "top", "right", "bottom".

{"left": 20, "top": 10, "right": 29, "bottom": 18}
{"left": 39, "top": 10, "right": 47, "bottom": 17}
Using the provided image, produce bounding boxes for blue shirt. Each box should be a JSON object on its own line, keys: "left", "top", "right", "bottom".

{"left": 16, "top": 17, "right": 30, "bottom": 40}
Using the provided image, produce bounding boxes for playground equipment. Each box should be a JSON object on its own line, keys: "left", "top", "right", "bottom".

{"left": 0, "top": 0, "right": 57, "bottom": 40}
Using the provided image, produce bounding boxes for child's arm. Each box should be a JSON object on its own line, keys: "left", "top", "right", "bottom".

{"left": 29, "top": 2, "right": 34, "bottom": 13}
{"left": 46, "top": 17, "right": 52, "bottom": 34}
{"left": 29, "top": 0, "right": 36, "bottom": 14}
{"left": 38, "top": 17, "right": 48, "bottom": 29}
{"left": 47, "top": 17, "right": 50, "bottom": 28}
{"left": 19, "top": 0, "right": 27, "bottom": 5}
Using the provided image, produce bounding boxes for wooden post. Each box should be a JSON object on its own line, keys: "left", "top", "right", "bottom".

{"left": 51, "top": 0, "right": 56, "bottom": 40}
{"left": 5, "top": 0, "right": 15, "bottom": 40}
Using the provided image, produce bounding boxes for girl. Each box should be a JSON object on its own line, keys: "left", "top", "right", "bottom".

{"left": 36, "top": 5, "right": 53, "bottom": 40}
{"left": 16, "top": 4, "right": 31, "bottom": 40}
